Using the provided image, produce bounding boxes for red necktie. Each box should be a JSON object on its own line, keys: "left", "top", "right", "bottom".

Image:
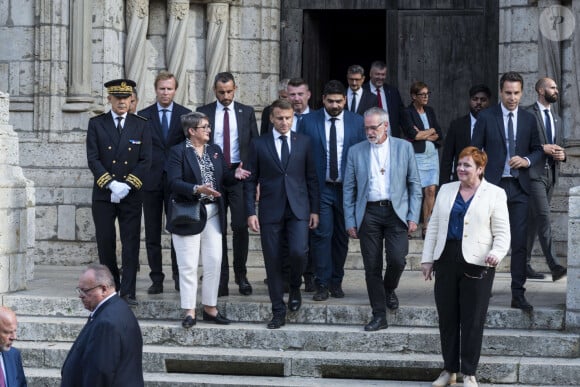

{"left": 223, "top": 107, "right": 231, "bottom": 166}
{"left": 376, "top": 88, "right": 383, "bottom": 109}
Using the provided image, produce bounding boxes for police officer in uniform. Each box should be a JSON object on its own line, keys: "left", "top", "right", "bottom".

{"left": 87, "top": 79, "right": 152, "bottom": 306}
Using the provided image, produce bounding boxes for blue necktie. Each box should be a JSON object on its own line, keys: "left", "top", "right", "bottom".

{"left": 544, "top": 109, "right": 553, "bottom": 144}
{"left": 161, "top": 109, "right": 169, "bottom": 139}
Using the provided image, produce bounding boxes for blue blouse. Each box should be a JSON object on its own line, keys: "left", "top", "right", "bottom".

{"left": 446, "top": 192, "right": 473, "bottom": 240}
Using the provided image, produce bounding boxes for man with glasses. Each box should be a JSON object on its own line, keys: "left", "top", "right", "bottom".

{"left": 61, "top": 264, "right": 144, "bottom": 387}
{"left": 343, "top": 107, "right": 422, "bottom": 331}
{"left": 346, "top": 64, "right": 377, "bottom": 116}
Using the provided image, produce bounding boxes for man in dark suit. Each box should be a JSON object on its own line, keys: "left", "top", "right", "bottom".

{"left": 197, "top": 72, "right": 259, "bottom": 296}
{"left": 362, "top": 60, "right": 404, "bottom": 138}
{"left": 0, "top": 307, "right": 27, "bottom": 387}
{"left": 138, "top": 71, "right": 192, "bottom": 294}
{"left": 472, "top": 71, "right": 543, "bottom": 312}
{"left": 61, "top": 264, "right": 144, "bottom": 387}
{"left": 260, "top": 78, "right": 289, "bottom": 135}
{"left": 245, "top": 99, "right": 319, "bottom": 329}
{"left": 298, "top": 80, "right": 366, "bottom": 301}
{"left": 87, "top": 79, "right": 152, "bottom": 306}
{"left": 440, "top": 84, "right": 491, "bottom": 185}
{"left": 346, "top": 64, "right": 377, "bottom": 115}
{"left": 524, "top": 77, "right": 567, "bottom": 281}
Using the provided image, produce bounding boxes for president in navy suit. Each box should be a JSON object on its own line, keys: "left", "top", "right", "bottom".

{"left": 61, "top": 264, "right": 143, "bottom": 387}
{"left": 298, "top": 80, "right": 365, "bottom": 301}
{"left": 0, "top": 307, "right": 27, "bottom": 387}
{"left": 138, "top": 71, "right": 192, "bottom": 294}
{"left": 197, "top": 72, "right": 259, "bottom": 296}
{"left": 344, "top": 107, "right": 422, "bottom": 331}
{"left": 245, "top": 99, "right": 319, "bottom": 329}
{"left": 87, "top": 79, "right": 152, "bottom": 305}
{"left": 472, "top": 71, "right": 543, "bottom": 312}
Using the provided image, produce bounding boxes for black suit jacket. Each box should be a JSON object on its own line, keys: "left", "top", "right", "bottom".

{"left": 196, "top": 101, "right": 259, "bottom": 165}
{"left": 526, "top": 103, "right": 565, "bottom": 183}
{"left": 402, "top": 104, "right": 444, "bottom": 153}
{"left": 165, "top": 142, "right": 236, "bottom": 235}
{"left": 86, "top": 112, "right": 152, "bottom": 201}
{"left": 138, "top": 102, "right": 192, "bottom": 191}
{"left": 471, "top": 104, "right": 543, "bottom": 193}
{"left": 260, "top": 105, "right": 274, "bottom": 135}
{"left": 362, "top": 82, "right": 404, "bottom": 138}
{"left": 244, "top": 131, "right": 319, "bottom": 224}
{"left": 348, "top": 88, "right": 377, "bottom": 116}
{"left": 61, "top": 295, "right": 144, "bottom": 387}
{"left": 440, "top": 114, "right": 472, "bottom": 185}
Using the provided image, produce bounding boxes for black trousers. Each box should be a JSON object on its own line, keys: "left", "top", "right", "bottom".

{"left": 499, "top": 177, "right": 528, "bottom": 296}
{"left": 434, "top": 240, "right": 495, "bottom": 376}
{"left": 220, "top": 176, "right": 250, "bottom": 286}
{"left": 143, "top": 184, "right": 179, "bottom": 284}
{"left": 359, "top": 203, "right": 408, "bottom": 318}
{"left": 260, "top": 203, "right": 309, "bottom": 317}
{"left": 92, "top": 198, "right": 142, "bottom": 298}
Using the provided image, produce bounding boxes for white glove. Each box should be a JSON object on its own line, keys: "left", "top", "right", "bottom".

{"left": 109, "top": 181, "right": 131, "bottom": 199}
{"left": 110, "top": 192, "right": 121, "bottom": 203}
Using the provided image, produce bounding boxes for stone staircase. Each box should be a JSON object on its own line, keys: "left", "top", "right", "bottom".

{"left": 2, "top": 234, "right": 577, "bottom": 386}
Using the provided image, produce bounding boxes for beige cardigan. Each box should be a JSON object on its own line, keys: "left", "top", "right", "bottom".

{"left": 421, "top": 179, "right": 511, "bottom": 267}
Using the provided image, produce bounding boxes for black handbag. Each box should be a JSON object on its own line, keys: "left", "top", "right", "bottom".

{"left": 169, "top": 198, "right": 203, "bottom": 226}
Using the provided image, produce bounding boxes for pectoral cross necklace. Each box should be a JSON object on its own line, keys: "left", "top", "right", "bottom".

{"left": 373, "top": 144, "right": 388, "bottom": 175}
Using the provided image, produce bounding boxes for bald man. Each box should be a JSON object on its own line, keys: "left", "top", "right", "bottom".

{"left": 61, "top": 264, "right": 143, "bottom": 387}
{"left": 0, "top": 306, "right": 27, "bottom": 387}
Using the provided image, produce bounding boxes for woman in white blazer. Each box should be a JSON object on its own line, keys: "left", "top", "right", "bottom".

{"left": 422, "top": 146, "right": 510, "bottom": 387}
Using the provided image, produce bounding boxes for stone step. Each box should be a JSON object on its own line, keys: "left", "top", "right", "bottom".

{"left": 14, "top": 321, "right": 579, "bottom": 358}
{"left": 21, "top": 367, "right": 545, "bottom": 387}
{"left": 19, "top": 343, "right": 580, "bottom": 385}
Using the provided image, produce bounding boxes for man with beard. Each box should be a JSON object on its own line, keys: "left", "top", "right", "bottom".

{"left": 343, "top": 107, "right": 422, "bottom": 331}
{"left": 362, "top": 61, "right": 404, "bottom": 138}
{"left": 298, "top": 80, "right": 365, "bottom": 301}
{"left": 524, "top": 77, "right": 567, "bottom": 281}
{"left": 440, "top": 84, "right": 492, "bottom": 185}
{"left": 0, "top": 307, "right": 27, "bottom": 387}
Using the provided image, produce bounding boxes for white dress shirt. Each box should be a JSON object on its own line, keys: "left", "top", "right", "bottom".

{"left": 368, "top": 137, "right": 391, "bottom": 201}
{"left": 324, "top": 110, "right": 345, "bottom": 182}
{"left": 213, "top": 101, "right": 241, "bottom": 163}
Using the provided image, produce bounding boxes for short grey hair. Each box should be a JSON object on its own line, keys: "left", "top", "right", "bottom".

{"left": 83, "top": 263, "right": 115, "bottom": 287}
{"left": 181, "top": 111, "right": 209, "bottom": 137}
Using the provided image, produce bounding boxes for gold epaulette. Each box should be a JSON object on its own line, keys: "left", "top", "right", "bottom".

{"left": 96, "top": 172, "right": 113, "bottom": 188}
{"left": 126, "top": 174, "right": 143, "bottom": 189}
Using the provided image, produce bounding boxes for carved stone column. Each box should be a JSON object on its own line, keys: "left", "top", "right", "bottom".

{"left": 62, "top": 0, "right": 94, "bottom": 112}
{"left": 204, "top": 2, "right": 230, "bottom": 103}
{"left": 125, "top": 0, "right": 150, "bottom": 111}
{"left": 167, "top": 0, "right": 190, "bottom": 104}
{"left": 0, "top": 92, "right": 35, "bottom": 293}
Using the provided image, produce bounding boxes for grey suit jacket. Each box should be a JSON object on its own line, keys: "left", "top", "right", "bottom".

{"left": 525, "top": 103, "right": 564, "bottom": 183}
{"left": 343, "top": 137, "right": 422, "bottom": 230}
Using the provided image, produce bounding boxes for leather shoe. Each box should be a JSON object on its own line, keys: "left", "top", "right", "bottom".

{"left": 386, "top": 291, "right": 399, "bottom": 310}
{"left": 313, "top": 285, "right": 329, "bottom": 301}
{"left": 147, "top": 283, "right": 163, "bottom": 295}
{"left": 526, "top": 264, "right": 545, "bottom": 280}
{"left": 329, "top": 284, "right": 345, "bottom": 298}
{"left": 121, "top": 295, "right": 138, "bottom": 307}
{"left": 288, "top": 288, "right": 302, "bottom": 312}
{"left": 181, "top": 315, "right": 196, "bottom": 329}
{"left": 511, "top": 295, "right": 533, "bottom": 312}
{"left": 218, "top": 286, "right": 229, "bottom": 297}
{"left": 267, "top": 315, "right": 286, "bottom": 329}
{"left": 364, "top": 316, "right": 388, "bottom": 331}
{"left": 236, "top": 275, "right": 253, "bottom": 296}
{"left": 432, "top": 370, "right": 457, "bottom": 387}
{"left": 174, "top": 280, "right": 180, "bottom": 292}
{"left": 202, "top": 310, "right": 231, "bottom": 325}
{"left": 551, "top": 265, "right": 567, "bottom": 282}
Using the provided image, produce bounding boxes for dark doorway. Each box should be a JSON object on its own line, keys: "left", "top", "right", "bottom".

{"left": 302, "top": 10, "right": 386, "bottom": 109}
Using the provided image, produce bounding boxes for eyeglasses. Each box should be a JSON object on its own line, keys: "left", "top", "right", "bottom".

{"left": 195, "top": 124, "right": 212, "bottom": 131}
{"left": 416, "top": 92, "right": 432, "bottom": 98}
{"left": 75, "top": 285, "right": 103, "bottom": 296}
{"left": 364, "top": 122, "right": 384, "bottom": 131}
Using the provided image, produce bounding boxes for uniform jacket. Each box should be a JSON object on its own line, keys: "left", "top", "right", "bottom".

{"left": 86, "top": 112, "right": 152, "bottom": 201}
{"left": 421, "top": 179, "right": 511, "bottom": 267}
{"left": 138, "top": 102, "right": 191, "bottom": 191}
